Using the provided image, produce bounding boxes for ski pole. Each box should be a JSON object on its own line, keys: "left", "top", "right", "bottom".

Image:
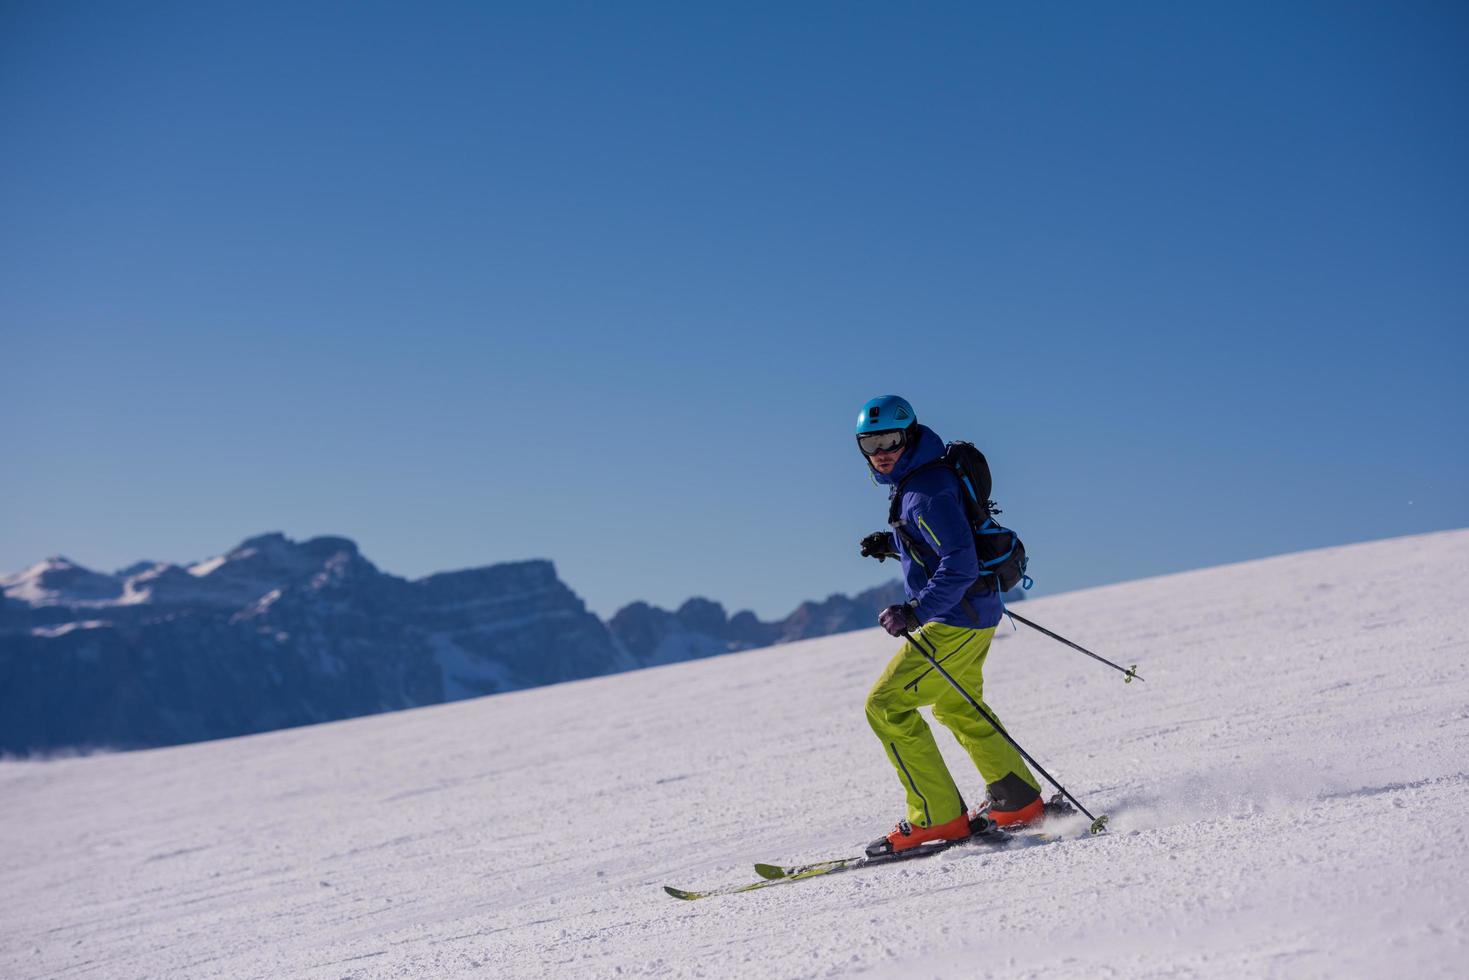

{"left": 1006, "top": 611, "right": 1143, "bottom": 683}
{"left": 902, "top": 628, "right": 1109, "bottom": 835}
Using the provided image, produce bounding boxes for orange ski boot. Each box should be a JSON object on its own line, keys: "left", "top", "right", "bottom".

{"left": 987, "top": 796, "right": 1046, "bottom": 828}
{"left": 978, "top": 775, "right": 1048, "bottom": 830}
{"left": 866, "top": 810, "right": 974, "bottom": 857}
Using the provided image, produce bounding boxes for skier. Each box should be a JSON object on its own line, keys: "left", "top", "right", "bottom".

{"left": 855, "top": 395, "right": 1045, "bottom": 855}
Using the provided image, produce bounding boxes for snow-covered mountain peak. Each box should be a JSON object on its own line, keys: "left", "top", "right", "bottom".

{"left": 118, "top": 562, "right": 217, "bottom": 605}
{"left": 2, "top": 534, "right": 381, "bottom": 613}
{"left": 205, "top": 531, "right": 357, "bottom": 574}
{"left": 179, "top": 532, "right": 373, "bottom": 604}
{"left": 0, "top": 555, "right": 121, "bottom": 605}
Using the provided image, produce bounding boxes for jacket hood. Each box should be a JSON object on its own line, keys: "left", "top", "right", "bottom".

{"left": 870, "top": 425, "right": 946, "bottom": 486}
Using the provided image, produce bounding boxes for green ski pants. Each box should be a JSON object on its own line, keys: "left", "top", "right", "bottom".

{"left": 865, "top": 622, "right": 1040, "bottom": 828}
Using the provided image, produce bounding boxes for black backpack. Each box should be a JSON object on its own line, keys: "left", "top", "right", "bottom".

{"left": 888, "top": 441, "right": 1032, "bottom": 595}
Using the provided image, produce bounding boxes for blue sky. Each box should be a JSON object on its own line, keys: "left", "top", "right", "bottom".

{"left": 2, "top": 2, "right": 1465, "bottom": 620}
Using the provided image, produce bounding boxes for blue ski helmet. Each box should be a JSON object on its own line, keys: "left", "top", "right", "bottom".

{"left": 855, "top": 395, "right": 917, "bottom": 436}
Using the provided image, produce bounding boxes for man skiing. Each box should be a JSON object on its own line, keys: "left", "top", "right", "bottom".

{"left": 855, "top": 395, "right": 1044, "bottom": 856}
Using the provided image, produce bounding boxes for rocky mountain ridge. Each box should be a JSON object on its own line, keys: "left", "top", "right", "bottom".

{"left": 0, "top": 533, "right": 920, "bottom": 753}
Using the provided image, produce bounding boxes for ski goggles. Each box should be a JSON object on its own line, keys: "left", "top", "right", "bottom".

{"left": 857, "top": 428, "right": 909, "bottom": 456}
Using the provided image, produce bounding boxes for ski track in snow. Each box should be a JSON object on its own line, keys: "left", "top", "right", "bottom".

{"left": 2, "top": 530, "right": 1468, "bottom": 979}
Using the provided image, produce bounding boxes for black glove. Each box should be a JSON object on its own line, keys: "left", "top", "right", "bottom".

{"left": 878, "top": 603, "right": 919, "bottom": 637}
{"left": 860, "top": 531, "right": 899, "bottom": 562}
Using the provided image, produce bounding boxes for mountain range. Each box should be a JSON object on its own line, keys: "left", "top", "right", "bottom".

{"left": 0, "top": 532, "right": 921, "bottom": 753}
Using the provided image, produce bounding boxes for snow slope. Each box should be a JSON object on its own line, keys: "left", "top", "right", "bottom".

{"left": 3, "top": 530, "right": 1467, "bottom": 979}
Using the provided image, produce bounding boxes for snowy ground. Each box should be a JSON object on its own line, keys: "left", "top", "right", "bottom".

{"left": 3, "top": 530, "right": 1468, "bottom": 979}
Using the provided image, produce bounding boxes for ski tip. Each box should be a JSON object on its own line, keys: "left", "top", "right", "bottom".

{"left": 663, "top": 886, "right": 699, "bottom": 901}
{"left": 753, "top": 863, "right": 786, "bottom": 880}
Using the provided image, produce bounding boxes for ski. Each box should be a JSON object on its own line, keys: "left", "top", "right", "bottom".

{"left": 751, "top": 858, "right": 849, "bottom": 880}
{"left": 753, "top": 821, "right": 1020, "bottom": 881}
{"left": 662, "top": 799, "right": 1100, "bottom": 900}
{"left": 663, "top": 859, "right": 860, "bottom": 901}
{"left": 750, "top": 801, "right": 1089, "bottom": 882}
{"left": 664, "top": 831, "right": 1011, "bottom": 901}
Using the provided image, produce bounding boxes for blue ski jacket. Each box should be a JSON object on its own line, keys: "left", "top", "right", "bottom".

{"left": 870, "top": 425, "right": 1003, "bottom": 630}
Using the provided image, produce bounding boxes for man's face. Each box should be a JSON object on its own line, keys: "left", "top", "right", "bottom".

{"left": 868, "top": 445, "right": 904, "bottom": 474}
{"left": 858, "top": 427, "right": 910, "bottom": 474}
